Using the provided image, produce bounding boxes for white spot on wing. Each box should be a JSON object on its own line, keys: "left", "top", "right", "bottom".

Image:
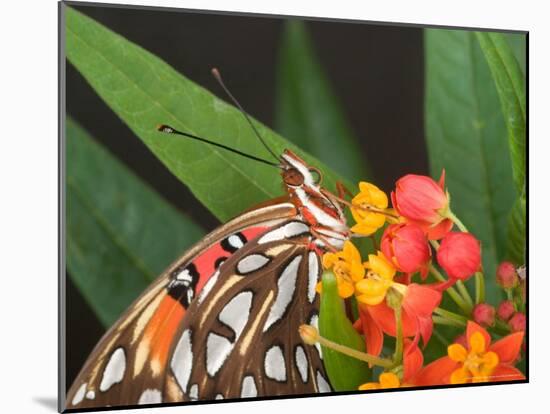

{"left": 316, "top": 371, "right": 331, "bottom": 393}
{"left": 263, "top": 256, "right": 301, "bottom": 332}
{"left": 175, "top": 268, "right": 193, "bottom": 284}
{"left": 171, "top": 329, "right": 193, "bottom": 392}
{"left": 215, "top": 394, "right": 224, "bottom": 400}
{"left": 295, "top": 346, "right": 309, "bottom": 383}
{"left": 237, "top": 254, "right": 270, "bottom": 274}
{"left": 138, "top": 389, "right": 162, "bottom": 404}
{"left": 264, "top": 345, "right": 287, "bottom": 381}
{"left": 308, "top": 252, "right": 319, "bottom": 303}
{"left": 219, "top": 291, "right": 252, "bottom": 337}
{"left": 206, "top": 333, "right": 233, "bottom": 376}
{"left": 86, "top": 390, "right": 95, "bottom": 400}
{"left": 99, "top": 348, "right": 126, "bottom": 392}
{"left": 258, "top": 222, "right": 309, "bottom": 244}
{"left": 71, "top": 383, "right": 86, "bottom": 406}
{"left": 309, "top": 314, "right": 322, "bottom": 359}
{"left": 241, "top": 375, "right": 258, "bottom": 397}
{"left": 228, "top": 234, "right": 245, "bottom": 249}
{"left": 197, "top": 270, "right": 219, "bottom": 305}
{"left": 189, "top": 384, "right": 199, "bottom": 400}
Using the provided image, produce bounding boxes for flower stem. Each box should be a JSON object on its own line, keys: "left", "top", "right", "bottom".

{"left": 393, "top": 305, "right": 403, "bottom": 365}
{"left": 430, "top": 265, "right": 472, "bottom": 315}
{"left": 434, "top": 307, "right": 469, "bottom": 324}
{"left": 433, "top": 315, "right": 466, "bottom": 328}
{"left": 448, "top": 211, "right": 468, "bottom": 232}
{"left": 315, "top": 330, "right": 393, "bottom": 368}
{"left": 474, "top": 272, "right": 485, "bottom": 304}
{"left": 455, "top": 281, "right": 474, "bottom": 308}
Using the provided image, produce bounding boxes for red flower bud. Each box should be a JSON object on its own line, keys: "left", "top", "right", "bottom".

{"left": 472, "top": 303, "right": 496, "bottom": 327}
{"left": 436, "top": 232, "right": 481, "bottom": 281}
{"left": 508, "top": 312, "right": 526, "bottom": 332}
{"left": 391, "top": 171, "right": 453, "bottom": 240}
{"left": 496, "top": 261, "right": 519, "bottom": 289}
{"left": 381, "top": 223, "right": 431, "bottom": 278}
{"left": 497, "top": 300, "right": 515, "bottom": 321}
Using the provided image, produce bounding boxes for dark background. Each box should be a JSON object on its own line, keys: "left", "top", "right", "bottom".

{"left": 65, "top": 3, "right": 428, "bottom": 387}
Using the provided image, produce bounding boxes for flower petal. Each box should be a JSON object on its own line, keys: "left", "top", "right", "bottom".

{"left": 359, "top": 306, "right": 384, "bottom": 358}
{"left": 367, "top": 302, "right": 417, "bottom": 338}
{"left": 466, "top": 321, "right": 491, "bottom": 349}
{"left": 403, "top": 340, "right": 424, "bottom": 382}
{"left": 343, "top": 240, "right": 362, "bottom": 263}
{"left": 412, "top": 356, "right": 458, "bottom": 386}
{"left": 447, "top": 344, "right": 467, "bottom": 362}
{"left": 403, "top": 284, "right": 442, "bottom": 317}
{"left": 489, "top": 365, "right": 526, "bottom": 382}
{"left": 379, "top": 372, "right": 400, "bottom": 388}
{"left": 489, "top": 331, "right": 524, "bottom": 364}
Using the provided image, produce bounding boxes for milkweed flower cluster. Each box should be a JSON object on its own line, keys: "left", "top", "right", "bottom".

{"left": 309, "top": 171, "right": 526, "bottom": 390}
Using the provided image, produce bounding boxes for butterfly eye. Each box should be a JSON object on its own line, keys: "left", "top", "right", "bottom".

{"left": 283, "top": 168, "right": 305, "bottom": 187}
{"left": 308, "top": 167, "right": 322, "bottom": 185}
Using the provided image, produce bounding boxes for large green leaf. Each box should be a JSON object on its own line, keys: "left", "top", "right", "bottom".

{"left": 507, "top": 195, "right": 526, "bottom": 265}
{"left": 66, "top": 117, "right": 204, "bottom": 327}
{"left": 504, "top": 34, "right": 527, "bottom": 75}
{"left": 475, "top": 32, "right": 526, "bottom": 266}
{"left": 425, "top": 30, "right": 516, "bottom": 303}
{"left": 319, "top": 271, "right": 371, "bottom": 391}
{"left": 65, "top": 7, "right": 351, "bottom": 223}
{"left": 275, "top": 20, "right": 370, "bottom": 182}
{"left": 476, "top": 32, "right": 526, "bottom": 195}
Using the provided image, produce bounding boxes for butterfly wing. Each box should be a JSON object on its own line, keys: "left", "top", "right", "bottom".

{"left": 66, "top": 202, "right": 298, "bottom": 409}
{"left": 165, "top": 220, "right": 331, "bottom": 401}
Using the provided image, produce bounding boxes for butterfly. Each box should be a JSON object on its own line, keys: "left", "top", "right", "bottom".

{"left": 66, "top": 70, "right": 350, "bottom": 409}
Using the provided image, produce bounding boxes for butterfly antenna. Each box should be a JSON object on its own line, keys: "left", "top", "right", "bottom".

{"left": 211, "top": 68, "right": 280, "bottom": 163}
{"left": 156, "top": 124, "right": 280, "bottom": 168}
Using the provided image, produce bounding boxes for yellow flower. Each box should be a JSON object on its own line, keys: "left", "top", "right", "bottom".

{"left": 319, "top": 241, "right": 365, "bottom": 298}
{"left": 359, "top": 372, "right": 401, "bottom": 390}
{"left": 448, "top": 332, "right": 500, "bottom": 384}
{"left": 355, "top": 251, "right": 397, "bottom": 306}
{"left": 350, "top": 182, "right": 389, "bottom": 236}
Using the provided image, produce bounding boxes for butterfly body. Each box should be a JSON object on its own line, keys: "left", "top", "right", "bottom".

{"left": 66, "top": 148, "right": 348, "bottom": 409}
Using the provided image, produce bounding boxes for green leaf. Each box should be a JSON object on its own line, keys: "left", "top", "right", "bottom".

{"left": 275, "top": 20, "right": 370, "bottom": 182}
{"left": 504, "top": 34, "right": 527, "bottom": 75}
{"left": 507, "top": 195, "right": 526, "bottom": 265}
{"left": 319, "top": 271, "right": 371, "bottom": 391}
{"left": 476, "top": 32, "right": 526, "bottom": 195}
{"left": 66, "top": 117, "right": 204, "bottom": 327}
{"left": 65, "top": 7, "right": 351, "bottom": 223}
{"left": 425, "top": 30, "right": 516, "bottom": 303}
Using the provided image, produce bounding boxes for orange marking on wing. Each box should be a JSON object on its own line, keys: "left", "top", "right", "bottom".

{"left": 142, "top": 295, "right": 186, "bottom": 376}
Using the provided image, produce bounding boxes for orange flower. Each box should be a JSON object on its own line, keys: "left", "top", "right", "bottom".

{"left": 359, "top": 372, "right": 401, "bottom": 390}
{"left": 319, "top": 241, "right": 365, "bottom": 298}
{"left": 356, "top": 340, "right": 423, "bottom": 389}
{"left": 350, "top": 182, "right": 389, "bottom": 236}
{"left": 357, "top": 283, "right": 441, "bottom": 357}
{"left": 413, "top": 321, "right": 525, "bottom": 385}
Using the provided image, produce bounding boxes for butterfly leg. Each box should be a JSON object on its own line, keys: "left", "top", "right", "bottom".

{"left": 309, "top": 225, "right": 347, "bottom": 253}
{"left": 336, "top": 181, "right": 354, "bottom": 200}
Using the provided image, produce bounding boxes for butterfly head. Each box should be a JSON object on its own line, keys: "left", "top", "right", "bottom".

{"left": 280, "top": 150, "right": 323, "bottom": 189}
{"left": 280, "top": 150, "right": 348, "bottom": 246}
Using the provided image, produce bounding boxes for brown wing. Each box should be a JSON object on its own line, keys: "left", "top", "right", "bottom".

{"left": 65, "top": 202, "right": 297, "bottom": 410}
{"left": 162, "top": 221, "right": 331, "bottom": 402}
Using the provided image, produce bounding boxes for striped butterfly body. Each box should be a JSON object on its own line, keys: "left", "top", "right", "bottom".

{"left": 66, "top": 126, "right": 349, "bottom": 408}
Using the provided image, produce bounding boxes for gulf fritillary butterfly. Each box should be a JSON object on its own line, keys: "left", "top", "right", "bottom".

{"left": 66, "top": 70, "right": 350, "bottom": 409}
